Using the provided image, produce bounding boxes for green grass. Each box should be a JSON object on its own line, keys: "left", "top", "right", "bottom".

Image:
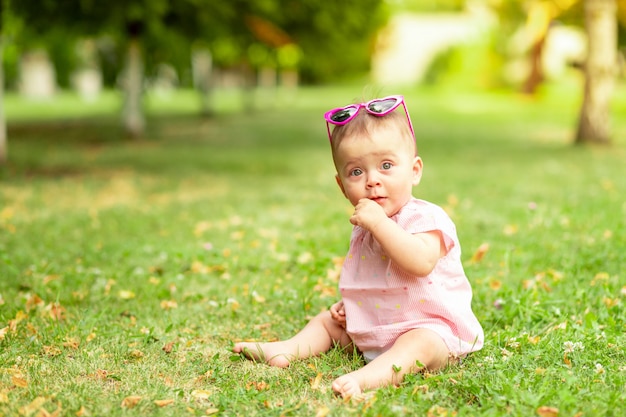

{"left": 1, "top": 81, "right": 626, "bottom": 416}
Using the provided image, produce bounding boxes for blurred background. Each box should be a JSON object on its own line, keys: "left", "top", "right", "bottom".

{"left": 0, "top": 0, "right": 625, "bottom": 164}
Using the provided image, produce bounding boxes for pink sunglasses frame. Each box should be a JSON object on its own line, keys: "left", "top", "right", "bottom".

{"left": 323, "top": 95, "right": 415, "bottom": 142}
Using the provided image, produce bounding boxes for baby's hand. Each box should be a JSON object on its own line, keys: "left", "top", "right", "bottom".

{"left": 330, "top": 300, "right": 346, "bottom": 328}
{"left": 350, "top": 198, "right": 387, "bottom": 231}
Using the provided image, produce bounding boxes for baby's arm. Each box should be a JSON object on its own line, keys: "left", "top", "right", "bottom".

{"left": 351, "top": 199, "right": 444, "bottom": 277}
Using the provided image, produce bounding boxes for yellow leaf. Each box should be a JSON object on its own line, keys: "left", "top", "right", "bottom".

{"left": 43, "top": 345, "right": 62, "bottom": 357}
{"left": 205, "top": 408, "right": 220, "bottom": 415}
{"left": 0, "top": 389, "right": 9, "bottom": 403}
{"left": 537, "top": 406, "right": 559, "bottom": 417}
{"left": 489, "top": 279, "right": 502, "bottom": 291}
{"left": 315, "top": 406, "right": 330, "bottom": 417}
{"left": 0, "top": 207, "right": 14, "bottom": 220}
{"left": 0, "top": 326, "right": 8, "bottom": 340}
{"left": 43, "top": 274, "right": 61, "bottom": 285}
{"left": 19, "top": 396, "right": 46, "bottom": 416}
{"left": 118, "top": 290, "right": 136, "bottom": 300}
{"left": 129, "top": 350, "right": 144, "bottom": 359}
{"left": 162, "top": 342, "right": 174, "bottom": 354}
{"left": 25, "top": 294, "right": 44, "bottom": 311}
{"left": 427, "top": 405, "right": 457, "bottom": 417}
{"left": 121, "top": 396, "right": 142, "bottom": 409}
{"left": 10, "top": 310, "right": 28, "bottom": 330}
{"left": 470, "top": 243, "right": 489, "bottom": 263}
{"left": 191, "top": 389, "right": 211, "bottom": 400}
{"left": 528, "top": 335, "right": 541, "bottom": 345}
{"left": 160, "top": 300, "right": 178, "bottom": 310}
{"left": 63, "top": 337, "right": 80, "bottom": 350}
{"left": 75, "top": 406, "right": 87, "bottom": 416}
{"left": 503, "top": 224, "right": 518, "bottom": 236}
{"left": 154, "top": 399, "right": 174, "bottom": 407}
{"left": 310, "top": 373, "right": 323, "bottom": 390}
{"left": 45, "top": 302, "right": 66, "bottom": 321}
{"left": 12, "top": 375, "right": 28, "bottom": 388}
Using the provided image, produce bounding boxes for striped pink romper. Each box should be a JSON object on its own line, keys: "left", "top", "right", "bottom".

{"left": 339, "top": 197, "right": 484, "bottom": 360}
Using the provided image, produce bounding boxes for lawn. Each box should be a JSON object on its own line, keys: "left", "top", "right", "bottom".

{"left": 1, "top": 81, "right": 625, "bottom": 416}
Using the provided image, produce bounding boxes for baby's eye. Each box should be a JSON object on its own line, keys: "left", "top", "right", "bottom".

{"left": 350, "top": 168, "right": 363, "bottom": 176}
{"left": 381, "top": 162, "right": 393, "bottom": 170}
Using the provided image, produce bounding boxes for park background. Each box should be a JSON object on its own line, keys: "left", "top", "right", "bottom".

{"left": 1, "top": 0, "right": 625, "bottom": 416}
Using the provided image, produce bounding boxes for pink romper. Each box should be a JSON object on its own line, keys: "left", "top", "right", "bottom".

{"left": 339, "top": 198, "right": 484, "bottom": 360}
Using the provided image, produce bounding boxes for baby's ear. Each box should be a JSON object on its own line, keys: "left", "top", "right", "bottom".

{"left": 412, "top": 157, "right": 423, "bottom": 186}
{"left": 335, "top": 175, "right": 347, "bottom": 197}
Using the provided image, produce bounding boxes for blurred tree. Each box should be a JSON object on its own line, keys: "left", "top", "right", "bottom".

{"left": 11, "top": 0, "right": 174, "bottom": 137}
{"left": 270, "top": 0, "right": 387, "bottom": 83}
{"left": 0, "top": 0, "right": 15, "bottom": 165}
{"left": 9, "top": 0, "right": 387, "bottom": 131}
{"left": 488, "top": 0, "right": 621, "bottom": 145}
{"left": 575, "top": 0, "right": 617, "bottom": 144}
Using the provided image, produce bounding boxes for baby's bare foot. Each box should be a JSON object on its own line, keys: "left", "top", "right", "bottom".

{"left": 332, "top": 374, "right": 362, "bottom": 399}
{"left": 232, "top": 342, "right": 292, "bottom": 368}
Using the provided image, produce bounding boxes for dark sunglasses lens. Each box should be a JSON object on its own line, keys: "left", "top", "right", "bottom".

{"left": 368, "top": 98, "right": 398, "bottom": 113}
{"left": 330, "top": 108, "right": 356, "bottom": 122}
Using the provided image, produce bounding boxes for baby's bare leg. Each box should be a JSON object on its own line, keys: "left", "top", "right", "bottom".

{"left": 233, "top": 310, "right": 351, "bottom": 368}
{"left": 332, "top": 328, "right": 451, "bottom": 398}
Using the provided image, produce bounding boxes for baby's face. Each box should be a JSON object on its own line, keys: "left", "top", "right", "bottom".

{"left": 333, "top": 124, "right": 422, "bottom": 217}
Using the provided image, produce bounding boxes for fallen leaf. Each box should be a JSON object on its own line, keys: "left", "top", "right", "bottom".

{"left": 12, "top": 375, "right": 28, "bottom": 388}
{"left": 129, "top": 349, "right": 144, "bottom": 359}
{"left": 160, "top": 300, "right": 178, "bottom": 310}
{"left": 45, "top": 302, "right": 66, "bottom": 321}
{"left": 43, "top": 274, "right": 61, "bottom": 285}
{"left": 470, "top": 243, "right": 489, "bottom": 263}
{"left": 191, "top": 390, "right": 211, "bottom": 400}
{"left": 121, "top": 396, "right": 142, "bottom": 409}
{"left": 38, "top": 400, "right": 62, "bottom": 417}
{"left": 537, "top": 406, "right": 559, "bottom": 417}
{"left": 0, "top": 326, "right": 8, "bottom": 340}
{"left": 154, "top": 399, "right": 174, "bottom": 407}
{"left": 503, "top": 224, "right": 518, "bottom": 236}
{"left": 43, "top": 345, "right": 62, "bottom": 357}
{"left": 63, "top": 337, "right": 80, "bottom": 350}
{"left": 315, "top": 406, "right": 330, "bottom": 417}
{"left": 25, "top": 294, "right": 44, "bottom": 311}
{"left": 75, "top": 405, "right": 87, "bottom": 416}
{"left": 9, "top": 310, "right": 28, "bottom": 330}
{"left": 162, "top": 342, "right": 174, "bottom": 354}
{"left": 427, "top": 405, "right": 457, "bottom": 417}
{"left": 527, "top": 335, "right": 541, "bottom": 345}
{"left": 246, "top": 381, "right": 269, "bottom": 391}
{"left": 118, "top": 290, "right": 136, "bottom": 300}
{"left": 19, "top": 396, "right": 46, "bottom": 416}
{"left": 205, "top": 408, "right": 219, "bottom": 415}
{"left": 310, "top": 373, "right": 323, "bottom": 390}
{"left": 489, "top": 279, "right": 502, "bottom": 290}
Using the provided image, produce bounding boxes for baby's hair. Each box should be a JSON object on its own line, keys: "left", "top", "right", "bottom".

{"left": 330, "top": 106, "right": 416, "bottom": 159}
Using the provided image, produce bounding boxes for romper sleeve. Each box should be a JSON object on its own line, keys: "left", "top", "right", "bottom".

{"left": 394, "top": 199, "right": 458, "bottom": 255}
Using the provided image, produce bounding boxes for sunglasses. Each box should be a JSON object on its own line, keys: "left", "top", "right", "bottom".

{"left": 323, "top": 95, "right": 415, "bottom": 142}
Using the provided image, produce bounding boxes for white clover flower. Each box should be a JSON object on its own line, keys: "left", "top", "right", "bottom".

{"left": 563, "top": 341, "right": 584, "bottom": 353}
{"left": 595, "top": 363, "right": 605, "bottom": 374}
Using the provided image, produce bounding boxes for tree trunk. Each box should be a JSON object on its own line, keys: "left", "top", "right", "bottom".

{"left": 522, "top": 35, "right": 546, "bottom": 95}
{"left": 0, "top": 41, "right": 6, "bottom": 165}
{"left": 575, "top": 0, "right": 617, "bottom": 145}
{"left": 122, "top": 37, "right": 145, "bottom": 138}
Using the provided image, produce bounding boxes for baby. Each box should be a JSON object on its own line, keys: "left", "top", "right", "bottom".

{"left": 233, "top": 95, "right": 484, "bottom": 398}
